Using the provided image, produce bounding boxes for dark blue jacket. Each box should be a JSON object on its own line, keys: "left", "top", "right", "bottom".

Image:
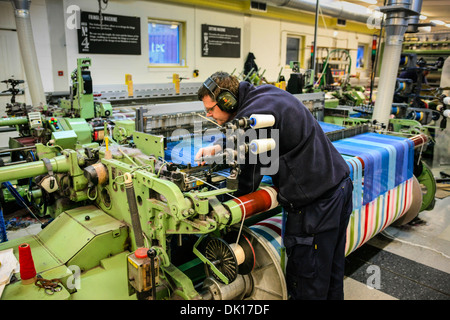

{"left": 234, "top": 82, "right": 349, "bottom": 209}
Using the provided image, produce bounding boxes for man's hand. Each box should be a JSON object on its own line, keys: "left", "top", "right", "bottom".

{"left": 195, "top": 144, "right": 222, "bottom": 166}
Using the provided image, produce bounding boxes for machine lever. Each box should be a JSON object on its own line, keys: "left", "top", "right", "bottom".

{"left": 147, "top": 249, "right": 157, "bottom": 300}
{"left": 124, "top": 172, "right": 145, "bottom": 248}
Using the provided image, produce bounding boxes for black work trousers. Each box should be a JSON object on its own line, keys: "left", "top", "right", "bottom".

{"left": 283, "top": 177, "right": 353, "bottom": 300}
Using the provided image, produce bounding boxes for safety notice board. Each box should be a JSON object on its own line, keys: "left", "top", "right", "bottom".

{"left": 77, "top": 11, "right": 141, "bottom": 55}
{"left": 201, "top": 24, "right": 241, "bottom": 58}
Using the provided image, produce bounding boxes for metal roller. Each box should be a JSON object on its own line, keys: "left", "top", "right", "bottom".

{"left": 201, "top": 187, "right": 287, "bottom": 300}
{"left": 202, "top": 222, "right": 287, "bottom": 300}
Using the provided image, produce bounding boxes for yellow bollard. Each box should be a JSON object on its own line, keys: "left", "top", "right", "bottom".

{"left": 125, "top": 74, "right": 134, "bottom": 97}
{"left": 173, "top": 74, "right": 180, "bottom": 94}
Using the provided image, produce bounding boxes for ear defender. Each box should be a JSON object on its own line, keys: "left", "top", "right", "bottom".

{"left": 203, "top": 77, "right": 238, "bottom": 112}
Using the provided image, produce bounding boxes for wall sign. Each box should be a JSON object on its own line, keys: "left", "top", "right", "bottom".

{"left": 201, "top": 24, "right": 240, "bottom": 58}
{"left": 78, "top": 11, "right": 141, "bottom": 55}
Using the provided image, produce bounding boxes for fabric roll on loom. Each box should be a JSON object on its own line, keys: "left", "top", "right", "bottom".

{"left": 334, "top": 132, "right": 416, "bottom": 254}
{"left": 244, "top": 129, "right": 418, "bottom": 260}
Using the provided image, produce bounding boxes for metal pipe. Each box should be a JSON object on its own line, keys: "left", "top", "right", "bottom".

{"left": 2, "top": 160, "right": 27, "bottom": 166}
{"left": 0, "top": 155, "right": 70, "bottom": 183}
{"left": 0, "top": 116, "right": 28, "bottom": 127}
{"left": 372, "top": 0, "right": 416, "bottom": 127}
{"left": 0, "top": 145, "right": 36, "bottom": 153}
{"left": 406, "top": 0, "right": 423, "bottom": 33}
{"left": 256, "top": 0, "right": 373, "bottom": 24}
{"left": 312, "top": 0, "right": 319, "bottom": 80}
{"left": 10, "top": 0, "right": 46, "bottom": 107}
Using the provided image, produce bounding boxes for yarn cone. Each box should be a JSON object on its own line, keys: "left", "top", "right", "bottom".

{"left": 18, "top": 243, "right": 37, "bottom": 284}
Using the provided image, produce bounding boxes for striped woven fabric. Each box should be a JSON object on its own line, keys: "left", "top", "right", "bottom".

{"left": 344, "top": 178, "right": 413, "bottom": 255}
{"left": 250, "top": 213, "right": 285, "bottom": 258}
{"left": 248, "top": 132, "right": 415, "bottom": 258}
{"left": 249, "top": 177, "right": 413, "bottom": 259}
{"left": 333, "top": 132, "right": 414, "bottom": 206}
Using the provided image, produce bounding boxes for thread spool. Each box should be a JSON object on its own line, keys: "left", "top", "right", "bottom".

{"left": 224, "top": 232, "right": 255, "bottom": 276}
{"left": 229, "top": 243, "right": 245, "bottom": 265}
{"left": 391, "top": 107, "right": 401, "bottom": 115}
{"left": 249, "top": 114, "right": 275, "bottom": 129}
{"left": 399, "top": 55, "right": 408, "bottom": 67}
{"left": 412, "top": 111, "right": 424, "bottom": 121}
{"left": 249, "top": 138, "right": 276, "bottom": 154}
{"left": 84, "top": 162, "right": 109, "bottom": 186}
{"left": 18, "top": 243, "right": 37, "bottom": 284}
{"left": 443, "top": 97, "right": 450, "bottom": 106}
{"left": 397, "top": 81, "right": 406, "bottom": 91}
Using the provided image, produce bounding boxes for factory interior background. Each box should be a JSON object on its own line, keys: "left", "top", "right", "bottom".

{"left": 0, "top": 0, "right": 449, "bottom": 303}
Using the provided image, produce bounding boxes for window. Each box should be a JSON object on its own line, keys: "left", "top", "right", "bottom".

{"left": 286, "top": 36, "right": 301, "bottom": 66}
{"left": 148, "top": 19, "right": 185, "bottom": 66}
{"left": 356, "top": 45, "right": 365, "bottom": 69}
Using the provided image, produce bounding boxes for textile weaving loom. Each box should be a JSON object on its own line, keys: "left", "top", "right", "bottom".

{"left": 0, "top": 97, "right": 429, "bottom": 300}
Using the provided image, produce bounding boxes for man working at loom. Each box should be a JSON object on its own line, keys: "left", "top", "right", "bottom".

{"left": 195, "top": 71, "right": 353, "bottom": 300}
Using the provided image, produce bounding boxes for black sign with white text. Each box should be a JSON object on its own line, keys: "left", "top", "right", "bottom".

{"left": 201, "top": 24, "right": 240, "bottom": 58}
{"left": 78, "top": 11, "right": 140, "bottom": 55}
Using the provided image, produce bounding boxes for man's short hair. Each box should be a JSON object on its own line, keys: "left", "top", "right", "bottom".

{"left": 198, "top": 71, "right": 240, "bottom": 102}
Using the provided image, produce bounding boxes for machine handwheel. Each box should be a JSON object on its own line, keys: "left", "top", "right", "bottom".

{"left": 205, "top": 237, "right": 238, "bottom": 284}
{"left": 417, "top": 161, "right": 436, "bottom": 211}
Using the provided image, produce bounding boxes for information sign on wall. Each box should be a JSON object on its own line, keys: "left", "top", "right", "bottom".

{"left": 78, "top": 11, "right": 141, "bottom": 55}
{"left": 201, "top": 24, "right": 240, "bottom": 58}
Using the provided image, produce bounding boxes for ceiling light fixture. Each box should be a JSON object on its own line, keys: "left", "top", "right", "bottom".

{"left": 430, "top": 20, "right": 445, "bottom": 25}
{"left": 358, "top": 0, "right": 377, "bottom": 4}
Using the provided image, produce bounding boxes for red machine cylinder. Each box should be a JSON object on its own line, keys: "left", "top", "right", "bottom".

{"left": 223, "top": 186, "right": 278, "bottom": 225}
{"left": 409, "top": 133, "right": 428, "bottom": 148}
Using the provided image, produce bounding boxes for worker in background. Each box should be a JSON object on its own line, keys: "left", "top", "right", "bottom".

{"left": 195, "top": 71, "right": 353, "bottom": 300}
{"left": 399, "top": 59, "right": 430, "bottom": 85}
{"left": 399, "top": 68, "right": 429, "bottom": 84}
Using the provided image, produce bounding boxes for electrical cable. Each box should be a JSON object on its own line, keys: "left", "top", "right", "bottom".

{"left": 197, "top": 113, "right": 223, "bottom": 128}
{"left": 2, "top": 182, "right": 42, "bottom": 224}
{"left": 369, "top": 0, "right": 386, "bottom": 106}
{"left": 380, "top": 230, "right": 450, "bottom": 260}
{"left": 189, "top": 175, "right": 247, "bottom": 247}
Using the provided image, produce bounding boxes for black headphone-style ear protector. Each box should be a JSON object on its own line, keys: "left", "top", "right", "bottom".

{"left": 203, "top": 77, "right": 238, "bottom": 113}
